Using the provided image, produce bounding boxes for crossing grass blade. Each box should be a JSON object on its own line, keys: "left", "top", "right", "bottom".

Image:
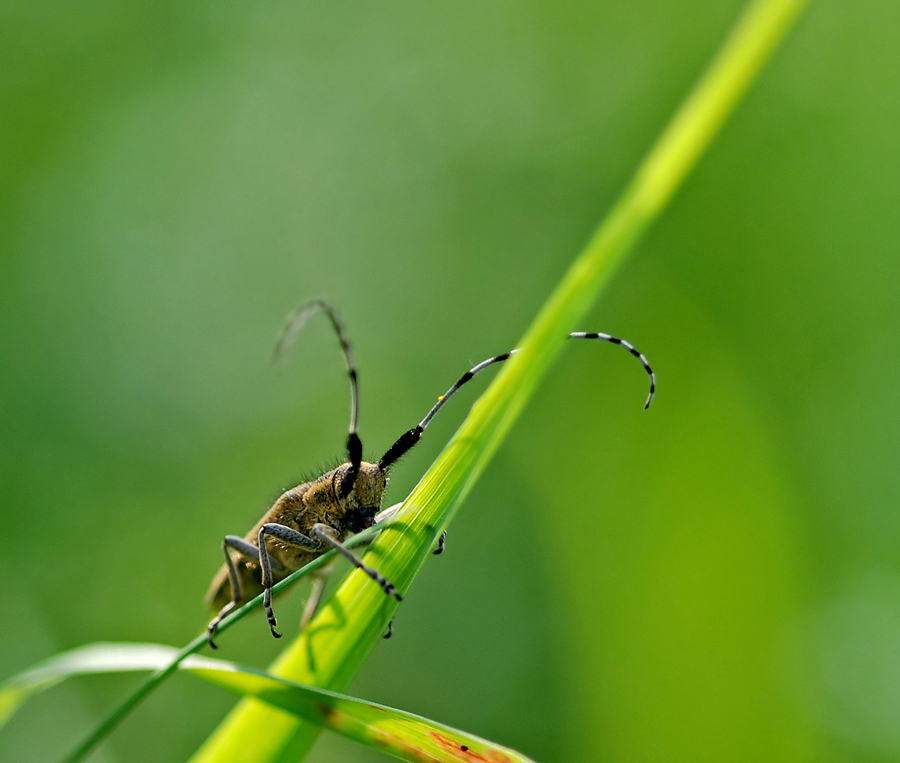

{"left": 1, "top": 643, "right": 181, "bottom": 731}
{"left": 1, "top": 643, "right": 536, "bottom": 763}
{"left": 192, "top": 1, "right": 809, "bottom": 761}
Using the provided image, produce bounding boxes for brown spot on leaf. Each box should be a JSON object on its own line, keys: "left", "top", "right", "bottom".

{"left": 316, "top": 702, "right": 336, "bottom": 720}
{"left": 428, "top": 731, "right": 514, "bottom": 762}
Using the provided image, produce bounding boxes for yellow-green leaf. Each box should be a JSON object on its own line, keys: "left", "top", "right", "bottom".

{"left": 2, "top": 643, "right": 536, "bottom": 763}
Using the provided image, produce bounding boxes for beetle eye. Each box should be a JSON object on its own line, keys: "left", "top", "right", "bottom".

{"left": 333, "top": 465, "right": 354, "bottom": 499}
{"left": 339, "top": 474, "right": 355, "bottom": 498}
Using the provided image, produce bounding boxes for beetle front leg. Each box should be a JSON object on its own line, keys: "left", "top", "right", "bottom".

{"left": 310, "top": 523, "right": 402, "bottom": 601}
{"left": 257, "top": 523, "right": 319, "bottom": 639}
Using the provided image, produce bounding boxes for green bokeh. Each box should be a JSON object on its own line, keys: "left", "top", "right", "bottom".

{"left": 1, "top": 1, "right": 898, "bottom": 761}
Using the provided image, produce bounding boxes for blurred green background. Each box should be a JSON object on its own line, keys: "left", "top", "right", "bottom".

{"left": 1, "top": 0, "right": 898, "bottom": 761}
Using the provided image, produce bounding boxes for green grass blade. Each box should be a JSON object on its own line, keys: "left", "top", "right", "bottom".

{"left": 0, "top": 643, "right": 181, "bottom": 730}
{"left": 193, "top": 1, "right": 808, "bottom": 761}
{"left": 2, "top": 643, "right": 536, "bottom": 763}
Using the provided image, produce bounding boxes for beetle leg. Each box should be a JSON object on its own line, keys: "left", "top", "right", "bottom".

{"left": 374, "top": 501, "right": 402, "bottom": 524}
{"left": 207, "top": 601, "right": 236, "bottom": 649}
{"left": 257, "top": 524, "right": 319, "bottom": 639}
{"left": 299, "top": 571, "right": 329, "bottom": 630}
{"left": 310, "top": 523, "right": 402, "bottom": 601}
{"left": 207, "top": 535, "right": 283, "bottom": 648}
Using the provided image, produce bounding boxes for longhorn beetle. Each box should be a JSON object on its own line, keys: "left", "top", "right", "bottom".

{"left": 205, "top": 300, "right": 655, "bottom": 647}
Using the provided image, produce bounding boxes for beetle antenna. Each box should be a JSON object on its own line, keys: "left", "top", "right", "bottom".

{"left": 568, "top": 333, "right": 655, "bottom": 409}
{"left": 273, "top": 300, "right": 362, "bottom": 491}
{"left": 378, "top": 332, "right": 654, "bottom": 468}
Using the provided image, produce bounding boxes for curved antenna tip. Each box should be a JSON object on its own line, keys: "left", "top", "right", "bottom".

{"left": 272, "top": 302, "right": 323, "bottom": 368}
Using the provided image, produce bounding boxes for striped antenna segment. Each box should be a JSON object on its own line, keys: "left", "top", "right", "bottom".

{"left": 568, "top": 332, "right": 655, "bottom": 409}
{"left": 379, "top": 331, "right": 654, "bottom": 468}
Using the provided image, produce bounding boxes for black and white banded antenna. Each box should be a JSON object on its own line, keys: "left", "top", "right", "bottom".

{"left": 273, "top": 299, "right": 363, "bottom": 493}
{"left": 378, "top": 331, "right": 655, "bottom": 469}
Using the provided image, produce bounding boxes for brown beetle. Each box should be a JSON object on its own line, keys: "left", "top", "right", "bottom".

{"left": 205, "top": 300, "right": 654, "bottom": 647}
